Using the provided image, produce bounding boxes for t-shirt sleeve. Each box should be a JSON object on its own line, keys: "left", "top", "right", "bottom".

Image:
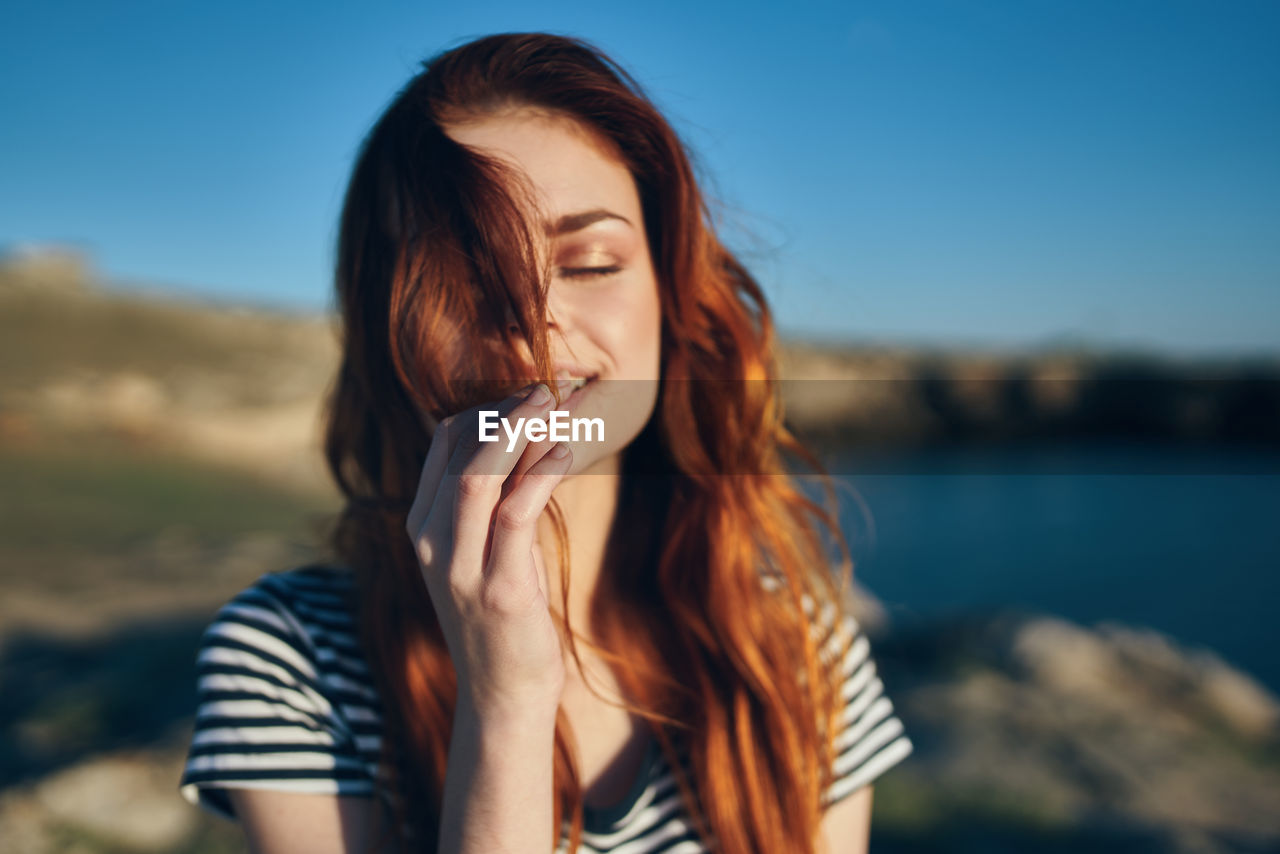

{"left": 178, "top": 578, "right": 377, "bottom": 820}
{"left": 818, "top": 607, "right": 914, "bottom": 809}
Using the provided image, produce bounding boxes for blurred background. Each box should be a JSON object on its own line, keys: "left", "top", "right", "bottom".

{"left": 1, "top": 2, "right": 1277, "bottom": 852}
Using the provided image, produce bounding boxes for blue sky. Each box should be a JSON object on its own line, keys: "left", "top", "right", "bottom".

{"left": 2, "top": 1, "right": 1277, "bottom": 356}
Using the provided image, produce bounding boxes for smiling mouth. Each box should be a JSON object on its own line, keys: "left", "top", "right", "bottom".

{"left": 558, "top": 375, "right": 597, "bottom": 407}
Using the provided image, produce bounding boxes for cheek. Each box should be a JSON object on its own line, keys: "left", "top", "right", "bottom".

{"left": 623, "top": 276, "right": 662, "bottom": 373}
{"left": 582, "top": 277, "right": 662, "bottom": 378}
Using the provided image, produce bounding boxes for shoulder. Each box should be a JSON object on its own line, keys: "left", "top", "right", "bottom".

{"left": 193, "top": 562, "right": 372, "bottom": 713}
{"left": 757, "top": 568, "right": 855, "bottom": 649}
{"left": 219, "top": 563, "right": 359, "bottom": 626}
{"left": 759, "top": 569, "right": 915, "bottom": 805}
{"left": 201, "top": 564, "right": 361, "bottom": 669}
{"left": 180, "top": 564, "right": 386, "bottom": 821}
{"left": 813, "top": 591, "right": 914, "bottom": 808}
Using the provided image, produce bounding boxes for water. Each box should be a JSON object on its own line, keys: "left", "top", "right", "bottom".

{"left": 814, "top": 439, "right": 1280, "bottom": 693}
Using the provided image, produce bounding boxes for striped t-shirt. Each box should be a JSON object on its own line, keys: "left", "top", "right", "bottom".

{"left": 179, "top": 565, "right": 914, "bottom": 851}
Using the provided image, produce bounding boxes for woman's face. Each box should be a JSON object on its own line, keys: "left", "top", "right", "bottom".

{"left": 443, "top": 106, "right": 663, "bottom": 477}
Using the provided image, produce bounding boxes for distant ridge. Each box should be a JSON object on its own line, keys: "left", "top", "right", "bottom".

{"left": 3, "top": 245, "right": 1277, "bottom": 493}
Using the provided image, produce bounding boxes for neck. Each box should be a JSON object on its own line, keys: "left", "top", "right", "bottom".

{"left": 538, "top": 450, "right": 623, "bottom": 648}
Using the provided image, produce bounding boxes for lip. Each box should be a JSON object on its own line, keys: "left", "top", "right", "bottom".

{"left": 553, "top": 362, "right": 597, "bottom": 381}
{"left": 557, "top": 375, "right": 597, "bottom": 410}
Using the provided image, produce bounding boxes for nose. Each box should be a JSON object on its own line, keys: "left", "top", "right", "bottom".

{"left": 504, "top": 287, "right": 569, "bottom": 337}
{"left": 505, "top": 312, "right": 560, "bottom": 335}
{"left": 502, "top": 290, "right": 574, "bottom": 381}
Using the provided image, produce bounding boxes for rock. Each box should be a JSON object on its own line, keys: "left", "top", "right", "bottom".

{"left": 879, "top": 609, "right": 1280, "bottom": 851}
{"left": 1010, "top": 615, "right": 1126, "bottom": 696}
{"left": 1191, "top": 649, "right": 1280, "bottom": 739}
{"left": 0, "top": 788, "right": 54, "bottom": 854}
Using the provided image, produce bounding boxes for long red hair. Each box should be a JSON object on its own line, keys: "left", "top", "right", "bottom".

{"left": 321, "top": 32, "right": 860, "bottom": 853}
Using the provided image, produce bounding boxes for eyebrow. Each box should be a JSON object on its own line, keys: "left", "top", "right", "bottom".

{"left": 544, "top": 208, "right": 633, "bottom": 236}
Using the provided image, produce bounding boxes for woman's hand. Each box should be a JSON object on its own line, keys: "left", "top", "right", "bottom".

{"left": 405, "top": 383, "right": 573, "bottom": 722}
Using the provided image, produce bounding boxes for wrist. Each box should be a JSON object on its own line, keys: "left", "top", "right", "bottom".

{"left": 453, "top": 691, "right": 560, "bottom": 739}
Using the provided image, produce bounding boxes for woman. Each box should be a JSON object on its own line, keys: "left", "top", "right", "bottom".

{"left": 179, "top": 32, "right": 913, "bottom": 854}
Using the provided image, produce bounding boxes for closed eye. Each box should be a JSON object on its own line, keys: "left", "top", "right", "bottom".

{"left": 559, "top": 265, "right": 622, "bottom": 279}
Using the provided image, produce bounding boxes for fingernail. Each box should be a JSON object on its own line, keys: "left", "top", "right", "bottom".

{"left": 548, "top": 442, "right": 570, "bottom": 459}
{"left": 526, "top": 383, "right": 551, "bottom": 405}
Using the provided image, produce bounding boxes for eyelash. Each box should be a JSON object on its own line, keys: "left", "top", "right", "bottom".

{"left": 559, "top": 265, "right": 622, "bottom": 279}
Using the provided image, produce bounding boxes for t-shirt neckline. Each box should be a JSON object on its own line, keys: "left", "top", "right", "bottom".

{"left": 580, "top": 735, "right": 660, "bottom": 831}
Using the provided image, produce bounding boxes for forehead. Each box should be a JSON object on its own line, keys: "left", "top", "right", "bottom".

{"left": 443, "top": 108, "right": 638, "bottom": 226}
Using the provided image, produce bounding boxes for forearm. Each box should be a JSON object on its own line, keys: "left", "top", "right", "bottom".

{"left": 437, "top": 697, "right": 559, "bottom": 854}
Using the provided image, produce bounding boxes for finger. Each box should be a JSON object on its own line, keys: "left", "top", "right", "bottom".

{"left": 501, "top": 430, "right": 560, "bottom": 504}
{"left": 450, "top": 382, "right": 556, "bottom": 478}
{"left": 438, "top": 384, "right": 540, "bottom": 478}
{"left": 447, "top": 383, "right": 557, "bottom": 577}
{"left": 485, "top": 443, "right": 572, "bottom": 593}
{"left": 406, "top": 383, "right": 539, "bottom": 539}
{"left": 406, "top": 412, "right": 461, "bottom": 538}
{"left": 509, "top": 458, "right": 560, "bottom": 604}
{"left": 499, "top": 376, "right": 576, "bottom": 496}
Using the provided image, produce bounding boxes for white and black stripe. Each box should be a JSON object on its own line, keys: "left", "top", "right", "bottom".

{"left": 180, "top": 567, "right": 913, "bottom": 851}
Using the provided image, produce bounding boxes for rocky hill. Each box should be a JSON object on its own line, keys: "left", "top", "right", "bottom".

{"left": 1, "top": 247, "right": 341, "bottom": 493}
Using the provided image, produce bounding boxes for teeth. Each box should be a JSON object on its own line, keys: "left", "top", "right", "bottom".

{"left": 554, "top": 373, "right": 593, "bottom": 394}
